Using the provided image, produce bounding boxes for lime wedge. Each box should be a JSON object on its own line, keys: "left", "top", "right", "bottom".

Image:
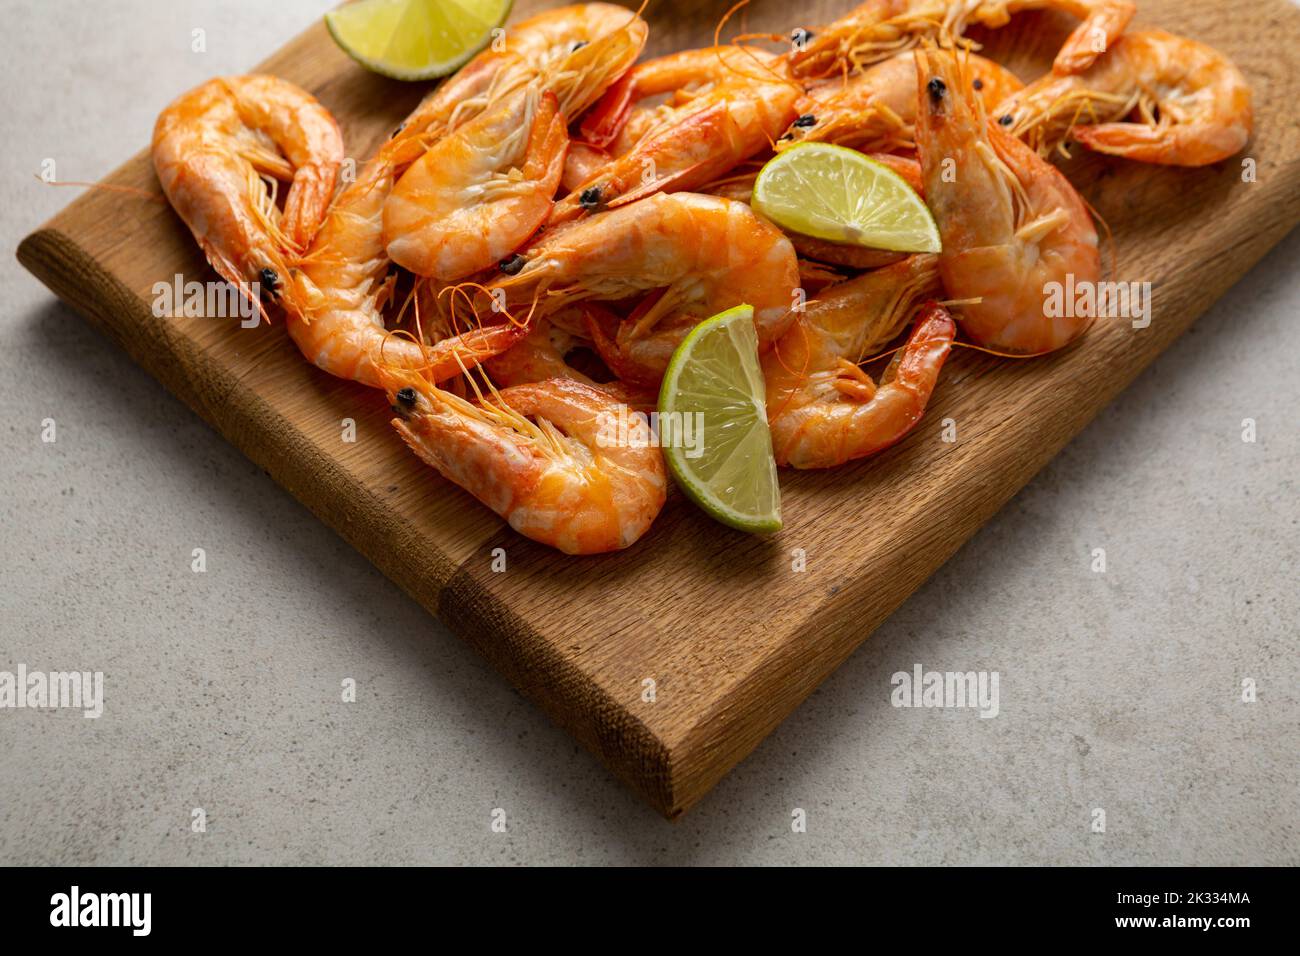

{"left": 325, "top": 0, "right": 513, "bottom": 81}
{"left": 752, "top": 142, "right": 941, "bottom": 253}
{"left": 658, "top": 305, "right": 781, "bottom": 534}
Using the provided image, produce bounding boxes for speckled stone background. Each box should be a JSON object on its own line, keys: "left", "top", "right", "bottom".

{"left": 1, "top": 0, "right": 1296, "bottom": 865}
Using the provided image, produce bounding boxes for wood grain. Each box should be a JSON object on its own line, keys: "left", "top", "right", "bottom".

{"left": 17, "top": 0, "right": 1300, "bottom": 818}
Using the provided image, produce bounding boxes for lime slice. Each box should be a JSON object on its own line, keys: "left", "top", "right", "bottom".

{"left": 752, "top": 142, "right": 941, "bottom": 253}
{"left": 325, "top": 0, "right": 513, "bottom": 81}
{"left": 658, "top": 305, "right": 782, "bottom": 534}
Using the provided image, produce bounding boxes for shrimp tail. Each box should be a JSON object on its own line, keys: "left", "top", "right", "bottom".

{"left": 581, "top": 304, "right": 662, "bottom": 388}
{"left": 773, "top": 303, "right": 956, "bottom": 470}
{"left": 1072, "top": 119, "right": 1247, "bottom": 167}
{"left": 578, "top": 71, "right": 636, "bottom": 147}
{"left": 422, "top": 324, "right": 531, "bottom": 382}
{"left": 883, "top": 302, "right": 955, "bottom": 409}
{"left": 1053, "top": 0, "right": 1136, "bottom": 75}
{"left": 281, "top": 162, "right": 340, "bottom": 252}
{"left": 527, "top": 91, "right": 570, "bottom": 186}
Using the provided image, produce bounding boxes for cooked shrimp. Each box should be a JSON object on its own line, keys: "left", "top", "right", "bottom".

{"left": 384, "top": 87, "right": 568, "bottom": 279}
{"left": 791, "top": 0, "right": 1134, "bottom": 79}
{"left": 152, "top": 74, "right": 343, "bottom": 309}
{"left": 995, "top": 29, "right": 1253, "bottom": 166}
{"left": 481, "top": 315, "right": 658, "bottom": 411}
{"left": 779, "top": 50, "right": 1023, "bottom": 152}
{"left": 486, "top": 192, "right": 800, "bottom": 386}
{"left": 379, "top": 4, "right": 646, "bottom": 279}
{"left": 562, "top": 45, "right": 782, "bottom": 193}
{"left": 378, "top": 369, "right": 667, "bottom": 554}
{"left": 549, "top": 47, "right": 800, "bottom": 223}
{"left": 286, "top": 147, "right": 523, "bottom": 387}
{"left": 386, "top": 2, "right": 647, "bottom": 167}
{"left": 765, "top": 273, "right": 955, "bottom": 470}
{"left": 287, "top": 4, "right": 643, "bottom": 387}
{"left": 483, "top": 315, "right": 597, "bottom": 387}
{"left": 915, "top": 47, "right": 1101, "bottom": 354}
{"left": 579, "top": 45, "right": 771, "bottom": 147}
{"left": 561, "top": 141, "right": 615, "bottom": 193}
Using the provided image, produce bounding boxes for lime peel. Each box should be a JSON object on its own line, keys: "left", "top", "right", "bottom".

{"left": 658, "top": 305, "right": 782, "bottom": 535}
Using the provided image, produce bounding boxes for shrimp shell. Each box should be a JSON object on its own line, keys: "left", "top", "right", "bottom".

{"left": 379, "top": 370, "right": 667, "bottom": 554}
{"left": 152, "top": 74, "right": 343, "bottom": 309}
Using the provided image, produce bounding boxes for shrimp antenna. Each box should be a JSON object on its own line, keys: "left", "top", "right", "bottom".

{"left": 441, "top": 280, "right": 540, "bottom": 330}
{"left": 390, "top": 271, "right": 423, "bottom": 331}
{"left": 460, "top": 363, "right": 565, "bottom": 456}
{"left": 712, "top": 1, "right": 803, "bottom": 94}
{"left": 937, "top": 311, "right": 1094, "bottom": 360}
{"left": 245, "top": 168, "right": 300, "bottom": 259}
{"left": 33, "top": 175, "right": 166, "bottom": 204}
{"left": 854, "top": 341, "right": 908, "bottom": 365}
{"left": 714, "top": 1, "right": 749, "bottom": 48}
{"left": 438, "top": 280, "right": 482, "bottom": 331}
{"left": 944, "top": 340, "right": 1071, "bottom": 359}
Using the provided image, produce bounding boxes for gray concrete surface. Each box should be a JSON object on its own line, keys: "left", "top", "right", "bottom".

{"left": 1, "top": 0, "right": 1296, "bottom": 865}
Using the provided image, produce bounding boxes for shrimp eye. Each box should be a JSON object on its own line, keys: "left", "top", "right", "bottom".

{"left": 792, "top": 28, "right": 815, "bottom": 43}
{"left": 792, "top": 114, "right": 817, "bottom": 128}
{"left": 395, "top": 387, "right": 417, "bottom": 408}
{"left": 259, "top": 267, "right": 279, "bottom": 298}
{"left": 926, "top": 77, "right": 947, "bottom": 103}
{"left": 579, "top": 186, "right": 602, "bottom": 210}
{"left": 972, "top": 78, "right": 984, "bottom": 91}
{"left": 572, "top": 40, "right": 588, "bottom": 52}
{"left": 999, "top": 114, "right": 1014, "bottom": 126}
{"left": 391, "top": 122, "right": 406, "bottom": 139}
{"left": 499, "top": 254, "right": 526, "bottom": 275}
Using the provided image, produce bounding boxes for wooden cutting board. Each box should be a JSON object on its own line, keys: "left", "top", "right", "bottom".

{"left": 18, "top": 0, "right": 1300, "bottom": 818}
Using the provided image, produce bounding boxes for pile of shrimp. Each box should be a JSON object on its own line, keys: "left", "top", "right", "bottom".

{"left": 151, "top": 1, "right": 1252, "bottom": 554}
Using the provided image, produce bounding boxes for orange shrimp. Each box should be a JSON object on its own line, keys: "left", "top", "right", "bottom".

{"left": 286, "top": 153, "right": 523, "bottom": 387}
{"left": 790, "top": 0, "right": 1134, "bottom": 79}
{"left": 995, "top": 29, "right": 1253, "bottom": 166}
{"left": 485, "top": 192, "right": 800, "bottom": 386}
{"left": 561, "top": 141, "right": 616, "bottom": 193}
{"left": 378, "top": 369, "right": 667, "bottom": 554}
{"left": 152, "top": 74, "right": 342, "bottom": 310}
{"left": 480, "top": 314, "right": 600, "bottom": 386}
{"left": 778, "top": 50, "right": 1023, "bottom": 152}
{"left": 549, "top": 47, "right": 801, "bottom": 223}
{"left": 482, "top": 315, "right": 658, "bottom": 410}
{"left": 379, "top": 4, "right": 646, "bottom": 279}
{"left": 287, "top": 4, "right": 644, "bottom": 387}
{"left": 764, "top": 256, "right": 951, "bottom": 468}
{"left": 383, "top": 87, "right": 568, "bottom": 280}
{"left": 915, "top": 47, "right": 1101, "bottom": 354}
{"left": 385, "top": 2, "right": 647, "bottom": 168}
